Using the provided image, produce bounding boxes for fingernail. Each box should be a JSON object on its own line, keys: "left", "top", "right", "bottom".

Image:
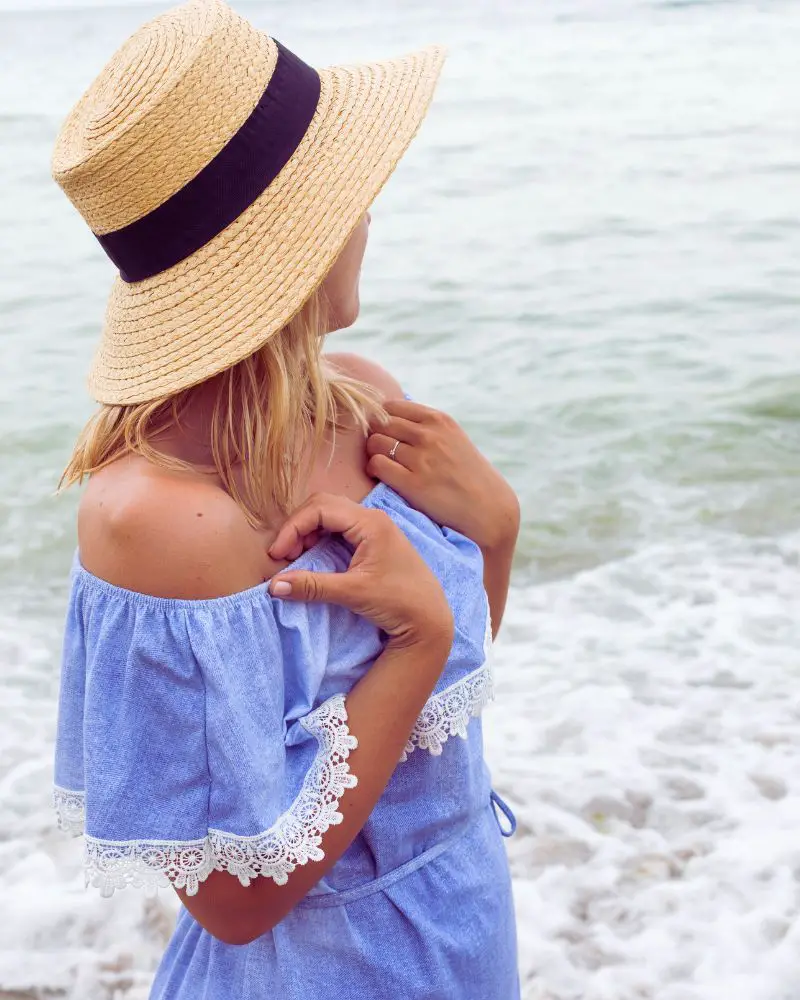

{"left": 271, "top": 580, "right": 292, "bottom": 596}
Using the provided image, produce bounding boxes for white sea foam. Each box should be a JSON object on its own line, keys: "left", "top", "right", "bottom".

{"left": 485, "top": 530, "right": 800, "bottom": 1000}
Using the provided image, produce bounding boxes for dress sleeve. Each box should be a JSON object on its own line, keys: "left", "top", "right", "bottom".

{"left": 53, "top": 572, "right": 358, "bottom": 898}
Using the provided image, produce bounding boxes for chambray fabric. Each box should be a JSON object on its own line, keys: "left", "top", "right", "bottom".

{"left": 54, "top": 480, "right": 520, "bottom": 999}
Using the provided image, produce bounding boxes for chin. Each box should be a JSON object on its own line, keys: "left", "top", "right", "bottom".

{"left": 328, "top": 296, "right": 360, "bottom": 332}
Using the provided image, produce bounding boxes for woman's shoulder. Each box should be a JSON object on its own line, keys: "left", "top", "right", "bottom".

{"left": 325, "top": 351, "right": 404, "bottom": 400}
{"left": 78, "top": 455, "right": 271, "bottom": 600}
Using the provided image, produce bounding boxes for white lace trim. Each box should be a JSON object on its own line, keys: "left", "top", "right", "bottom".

{"left": 53, "top": 786, "right": 85, "bottom": 836}
{"left": 53, "top": 605, "right": 495, "bottom": 896}
{"left": 209, "top": 698, "right": 358, "bottom": 889}
{"left": 53, "top": 694, "right": 358, "bottom": 898}
{"left": 399, "top": 600, "right": 495, "bottom": 762}
{"left": 85, "top": 836, "right": 215, "bottom": 899}
{"left": 484, "top": 599, "right": 494, "bottom": 660}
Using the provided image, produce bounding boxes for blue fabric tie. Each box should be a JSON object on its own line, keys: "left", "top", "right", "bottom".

{"left": 490, "top": 789, "right": 517, "bottom": 838}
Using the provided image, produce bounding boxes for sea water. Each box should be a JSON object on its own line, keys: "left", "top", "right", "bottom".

{"left": 1, "top": 1, "right": 799, "bottom": 997}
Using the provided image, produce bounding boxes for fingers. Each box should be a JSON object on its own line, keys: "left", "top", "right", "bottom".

{"left": 365, "top": 433, "right": 418, "bottom": 470}
{"left": 268, "top": 493, "right": 365, "bottom": 560}
{"left": 269, "top": 568, "right": 354, "bottom": 606}
{"left": 274, "top": 528, "right": 324, "bottom": 563}
{"left": 365, "top": 453, "right": 414, "bottom": 494}
{"left": 367, "top": 412, "right": 425, "bottom": 444}
{"left": 375, "top": 399, "right": 439, "bottom": 424}
{"left": 366, "top": 413, "right": 425, "bottom": 479}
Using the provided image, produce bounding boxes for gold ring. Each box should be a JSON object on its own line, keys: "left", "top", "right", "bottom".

{"left": 388, "top": 439, "right": 401, "bottom": 461}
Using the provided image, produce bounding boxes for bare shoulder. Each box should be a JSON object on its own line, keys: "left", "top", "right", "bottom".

{"left": 325, "top": 351, "right": 405, "bottom": 401}
{"left": 78, "top": 456, "right": 269, "bottom": 599}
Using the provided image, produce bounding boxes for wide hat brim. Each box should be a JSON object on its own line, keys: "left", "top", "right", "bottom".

{"left": 87, "top": 43, "right": 445, "bottom": 405}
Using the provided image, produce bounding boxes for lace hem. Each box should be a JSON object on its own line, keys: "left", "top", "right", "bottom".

{"left": 53, "top": 786, "right": 85, "bottom": 836}
{"left": 399, "top": 600, "right": 495, "bottom": 762}
{"left": 85, "top": 836, "right": 215, "bottom": 899}
{"left": 209, "top": 695, "right": 358, "bottom": 888}
{"left": 53, "top": 694, "right": 358, "bottom": 898}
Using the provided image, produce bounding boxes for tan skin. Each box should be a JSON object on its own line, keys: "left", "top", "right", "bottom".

{"left": 79, "top": 211, "right": 520, "bottom": 944}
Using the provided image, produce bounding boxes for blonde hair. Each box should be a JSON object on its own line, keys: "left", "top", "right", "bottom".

{"left": 58, "top": 292, "right": 386, "bottom": 528}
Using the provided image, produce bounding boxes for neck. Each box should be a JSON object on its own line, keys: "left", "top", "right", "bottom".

{"left": 146, "top": 376, "right": 226, "bottom": 470}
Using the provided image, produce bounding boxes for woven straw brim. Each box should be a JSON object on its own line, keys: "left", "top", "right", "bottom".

{"left": 87, "top": 44, "right": 445, "bottom": 405}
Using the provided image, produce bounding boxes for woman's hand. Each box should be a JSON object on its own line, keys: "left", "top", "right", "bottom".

{"left": 365, "top": 400, "right": 520, "bottom": 639}
{"left": 268, "top": 492, "right": 454, "bottom": 651}
{"left": 366, "top": 400, "right": 520, "bottom": 555}
{"left": 188, "top": 496, "right": 455, "bottom": 943}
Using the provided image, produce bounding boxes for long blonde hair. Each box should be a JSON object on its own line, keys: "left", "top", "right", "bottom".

{"left": 59, "top": 292, "right": 385, "bottom": 528}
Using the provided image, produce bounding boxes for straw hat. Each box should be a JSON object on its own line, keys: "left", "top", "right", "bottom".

{"left": 52, "top": 0, "right": 445, "bottom": 405}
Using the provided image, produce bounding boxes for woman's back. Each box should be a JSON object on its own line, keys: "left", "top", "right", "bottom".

{"left": 56, "top": 421, "right": 515, "bottom": 1000}
{"left": 77, "top": 353, "right": 398, "bottom": 600}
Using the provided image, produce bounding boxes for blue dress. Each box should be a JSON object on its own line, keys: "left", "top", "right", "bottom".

{"left": 53, "top": 480, "right": 520, "bottom": 999}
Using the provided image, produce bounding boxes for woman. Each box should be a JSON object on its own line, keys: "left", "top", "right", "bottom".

{"left": 51, "top": 1, "right": 521, "bottom": 997}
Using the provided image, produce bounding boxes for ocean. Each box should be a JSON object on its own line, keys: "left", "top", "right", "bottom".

{"left": 1, "top": 0, "right": 799, "bottom": 997}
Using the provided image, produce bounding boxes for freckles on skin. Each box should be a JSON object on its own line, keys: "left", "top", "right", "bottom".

{"left": 321, "top": 213, "right": 371, "bottom": 332}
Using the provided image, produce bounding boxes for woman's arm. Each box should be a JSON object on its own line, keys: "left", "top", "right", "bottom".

{"left": 325, "top": 353, "right": 519, "bottom": 634}
{"left": 474, "top": 522, "right": 518, "bottom": 638}
{"left": 186, "top": 632, "right": 451, "bottom": 945}
{"left": 366, "top": 401, "right": 520, "bottom": 637}
{"left": 181, "top": 495, "right": 455, "bottom": 944}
